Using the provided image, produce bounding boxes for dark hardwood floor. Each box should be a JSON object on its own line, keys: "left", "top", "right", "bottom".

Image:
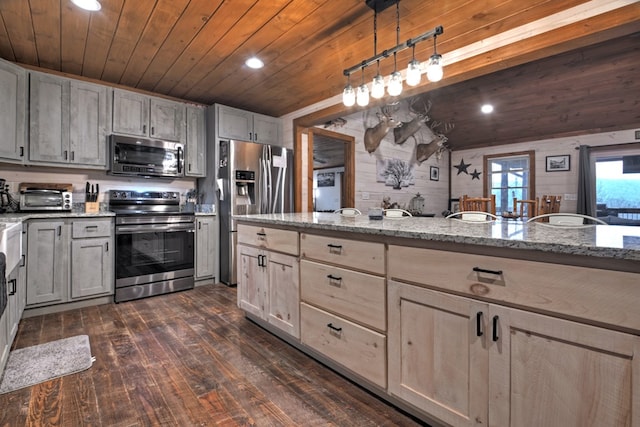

{"left": 0, "top": 285, "right": 427, "bottom": 426}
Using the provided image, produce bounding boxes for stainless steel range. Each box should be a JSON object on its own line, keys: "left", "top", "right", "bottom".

{"left": 109, "top": 190, "right": 195, "bottom": 303}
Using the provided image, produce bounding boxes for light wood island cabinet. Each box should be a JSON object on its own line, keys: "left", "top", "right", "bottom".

{"left": 235, "top": 214, "right": 640, "bottom": 427}
{"left": 388, "top": 245, "right": 640, "bottom": 427}
{"left": 237, "top": 224, "right": 299, "bottom": 338}
{"left": 300, "top": 233, "right": 387, "bottom": 388}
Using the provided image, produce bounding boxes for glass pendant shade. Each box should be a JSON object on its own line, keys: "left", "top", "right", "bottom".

{"left": 342, "top": 84, "right": 355, "bottom": 107}
{"left": 387, "top": 71, "right": 403, "bottom": 97}
{"left": 356, "top": 84, "right": 370, "bottom": 106}
{"left": 406, "top": 59, "right": 422, "bottom": 86}
{"left": 371, "top": 75, "right": 385, "bottom": 99}
{"left": 426, "top": 54, "right": 443, "bottom": 82}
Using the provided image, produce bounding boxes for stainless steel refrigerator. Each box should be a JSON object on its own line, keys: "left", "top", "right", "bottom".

{"left": 217, "top": 139, "right": 293, "bottom": 285}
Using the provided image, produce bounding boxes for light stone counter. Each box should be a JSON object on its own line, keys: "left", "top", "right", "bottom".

{"left": 235, "top": 212, "right": 640, "bottom": 264}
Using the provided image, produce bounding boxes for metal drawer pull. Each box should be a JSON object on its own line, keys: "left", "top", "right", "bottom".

{"left": 327, "top": 243, "right": 343, "bottom": 254}
{"left": 492, "top": 315, "right": 500, "bottom": 342}
{"left": 327, "top": 274, "right": 342, "bottom": 286}
{"left": 327, "top": 323, "right": 342, "bottom": 332}
{"left": 85, "top": 225, "right": 98, "bottom": 230}
{"left": 8, "top": 279, "right": 17, "bottom": 296}
{"left": 476, "top": 311, "right": 483, "bottom": 337}
{"left": 256, "top": 232, "right": 266, "bottom": 240}
{"left": 473, "top": 266, "right": 503, "bottom": 276}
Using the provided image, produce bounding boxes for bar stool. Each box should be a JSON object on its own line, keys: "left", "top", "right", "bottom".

{"left": 460, "top": 194, "right": 496, "bottom": 215}
{"left": 513, "top": 197, "right": 538, "bottom": 219}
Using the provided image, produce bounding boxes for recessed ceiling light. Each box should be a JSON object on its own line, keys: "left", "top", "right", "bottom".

{"left": 481, "top": 104, "right": 494, "bottom": 114}
{"left": 245, "top": 57, "right": 264, "bottom": 69}
{"left": 71, "top": 0, "right": 101, "bottom": 11}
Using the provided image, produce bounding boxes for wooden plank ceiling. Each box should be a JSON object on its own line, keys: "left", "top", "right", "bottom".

{"left": 0, "top": 0, "right": 638, "bottom": 150}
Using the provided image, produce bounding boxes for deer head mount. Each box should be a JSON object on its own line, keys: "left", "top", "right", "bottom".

{"left": 416, "top": 121, "right": 455, "bottom": 164}
{"left": 393, "top": 98, "right": 432, "bottom": 146}
{"left": 363, "top": 104, "right": 402, "bottom": 153}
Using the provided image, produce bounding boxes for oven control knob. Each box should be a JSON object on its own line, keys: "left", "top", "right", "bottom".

{"left": 119, "top": 191, "right": 128, "bottom": 199}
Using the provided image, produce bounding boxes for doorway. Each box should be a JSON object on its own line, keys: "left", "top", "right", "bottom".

{"left": 294, "top": 125, "right": 355, "bottom": 212}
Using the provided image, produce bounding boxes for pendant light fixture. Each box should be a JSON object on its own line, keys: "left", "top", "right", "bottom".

{"left": 342, "top": 74, "right": 356, "bottom": 107}
{"left": 426, "top": 33, "right": 444, "bottom": 82}
{"left": 387, "top": 2, "right": 403, "bottom": 97}
{"left": 356, "top": 67, "right": 370, "bottom": 106}
{"left": 341, "top": 0, "right": 444, "bottom": 106}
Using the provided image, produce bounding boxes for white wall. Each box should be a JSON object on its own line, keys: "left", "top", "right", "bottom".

{"left": 313, "top": 166, "right": 343, "bottom": 212}
{"left": 451, "top": 128, "right": 640, "bottom": 213}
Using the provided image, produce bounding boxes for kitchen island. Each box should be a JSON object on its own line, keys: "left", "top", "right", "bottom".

{"left": 235, "top": 212, "right": 640, "bottom": 427}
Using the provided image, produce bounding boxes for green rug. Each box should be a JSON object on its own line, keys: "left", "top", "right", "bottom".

{"left": 0, "top": 335, "right": 94, "bottom": 394}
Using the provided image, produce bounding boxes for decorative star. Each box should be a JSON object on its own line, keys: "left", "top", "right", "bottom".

{"left": 454, "top": 159, "right": 470, "bottom": 175}
{"left": 471, "top": 169, "right": 482, "bottom": 180}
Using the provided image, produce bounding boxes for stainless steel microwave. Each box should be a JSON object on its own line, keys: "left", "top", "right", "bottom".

{"left": 109, "top": 135, "right": 184, "bottom": 178}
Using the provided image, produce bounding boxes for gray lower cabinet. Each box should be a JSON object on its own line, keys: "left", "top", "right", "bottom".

{"left": 26, "top": 218, "right": 113, "bottom": 308}
{"left": 70, "top": 219, "right": 113, "bottom": 299}
{"left": 26, "top": 220, "right": 67, "bottom": 306}
{"left": 195, "top": 215, "right": 217, "bottom": 280}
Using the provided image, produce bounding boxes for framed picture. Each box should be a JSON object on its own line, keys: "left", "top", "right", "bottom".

{"left": 430, "top": 166, "right": 439, "bottom": 181}
{"left": 546, "top": 155, "right": 570, "bottom": 172}
{"left": 317, "top": 172, "right": 335, "bottom": 187}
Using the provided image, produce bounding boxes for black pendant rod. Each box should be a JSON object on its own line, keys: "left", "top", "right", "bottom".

{"left": 343, "top": 25, "right": 443, "bottom": 77}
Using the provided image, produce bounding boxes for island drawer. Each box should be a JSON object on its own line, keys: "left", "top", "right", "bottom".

{"left": 300, "top": 233, "right": 385, "bottom": 274}
{"left": 388, "top": 245, "right": 640, "bottom": 332}
{"left": 300, "top": 260, "right": 386, "bottom": 332}
{"left": 72, "top": 219, "right": 112, "bottom": 238}
{"left": 237, "top": 224, "right": 298, "bottom": 255}
{"left": 301, "top": 302, "right": 386, "bottom": 389}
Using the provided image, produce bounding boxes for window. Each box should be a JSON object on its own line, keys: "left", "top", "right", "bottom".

{"left": 484, "top": 151, "right": 535, "bottom": 214}
{"left": 595, "top": 156, "right": 640, "bottom": 220}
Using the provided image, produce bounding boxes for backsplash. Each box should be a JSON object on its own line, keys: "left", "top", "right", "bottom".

{"left": 0, "top": 163, "right": 197, "bottom": 207}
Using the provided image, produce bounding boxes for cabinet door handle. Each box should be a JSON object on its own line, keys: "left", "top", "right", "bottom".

{"left": 254, "top": 133, "right": 258, "bottom": 141}
{"left": 64, "top": 150, "right": 68, "bottom": 160}
{"left": 198, "top": 221, "right": 201, "bottom": 230}
{"left": 105, "top": 242, "right": 109, "bottom": 252}
{"left": 71, "top": 151, "right": 75, "bottom": 161}
{"left": 57, "top": 225, "right": 62, "bottom": 236}
{"left": 19, "top": 146, "right": 24, "bottom": 157}
{"left": 21, "top": 254, "right": 25, "bottom": 267}
{"left": 476, "top": 311, "right": 484, "bottom": 337}
{"left": 8, "top": 279, "right": 17, "bottom": 295}
{"left": 143, "top": 124, "right": 147, "bottom": 134}
{"left": 327, "top": 323, "right": 342, "bottom": 333}
{"left": 249, "top": 132, "right": 252, "bottom": 140}
{"left": 151, "top": 126, "right": 155, "bottom": 135}
{"left": 492, "top": 315, "right": 500, "bottom": 342}
{"left": 473, "top": 266, "right": 503, "bottom": 276}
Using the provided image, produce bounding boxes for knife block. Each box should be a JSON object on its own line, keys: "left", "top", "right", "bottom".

{"left": 85, "top": 202, "right": 100, "bottom": 213}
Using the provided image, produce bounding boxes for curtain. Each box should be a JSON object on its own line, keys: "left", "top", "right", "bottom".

{"left": 576, "top": 145, "right": 594, "bottom": 216}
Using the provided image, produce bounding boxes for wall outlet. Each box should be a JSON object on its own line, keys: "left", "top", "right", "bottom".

{"left": 564, "top": 193, "right": 577, "bottom": 201}
{"left": 361, "top": 192, "right": 370, "bottom": 200}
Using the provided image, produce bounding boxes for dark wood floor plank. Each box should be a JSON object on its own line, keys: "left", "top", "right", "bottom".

{"left": 0, "top": 285, "right": 427, "bottom": 427}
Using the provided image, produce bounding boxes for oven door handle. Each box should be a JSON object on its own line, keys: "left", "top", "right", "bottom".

{"left": 116, "top": 223, "right": 195, "bottom": 234}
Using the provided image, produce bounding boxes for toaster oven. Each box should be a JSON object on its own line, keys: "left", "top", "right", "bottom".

{"left": 19, "top": 183, "right": 73, "bottom": 212}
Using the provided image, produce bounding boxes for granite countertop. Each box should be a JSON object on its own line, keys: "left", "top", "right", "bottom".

{"left": 235, "top": 212, "right": 640, "bottom": 262}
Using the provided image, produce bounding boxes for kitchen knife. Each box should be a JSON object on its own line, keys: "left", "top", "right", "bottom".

{"left": 90, "top": 185, "right": 95, "bottom": 202}
{"left": 95, "top": 184, "right": 99, "bottom": 202}
{"left": 86, "top": 182, "right": 90, "bottom": 201}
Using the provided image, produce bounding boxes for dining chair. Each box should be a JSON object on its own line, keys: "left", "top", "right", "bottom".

{"left": 538, "top": 195, "right": 562, "bottom": 215}
{"left": 513, "top": 197, "right": 538, "bottom": 219}
{"left": 334, "top": 207, "right": 362, "bottom": 216}
{"left": 384, "top": 208, "right": 413, "bottom": 218}
{"left": 446, "top": 211, "right": 498, "bottom": 222}
{"left": 460, "top": 194, "right": 496, "bottom": 215}
{"left": 526, "top": 213, "right": 608, "bottom": 226}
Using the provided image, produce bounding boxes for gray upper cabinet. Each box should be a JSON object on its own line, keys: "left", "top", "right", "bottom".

{"left": 113, "top": 89, "right": 185, "bottom": 142}
{"left": 185, "top": 105, "right": 206, "bottom": 177}
{"left": 0, "top": 59, "right": 27, "bottom": 162}
{"left": 29, "top": 72, "right": 110, "bottom": 168}
{"left": 217, "top": 104, "right": 281, "bottom": 145}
